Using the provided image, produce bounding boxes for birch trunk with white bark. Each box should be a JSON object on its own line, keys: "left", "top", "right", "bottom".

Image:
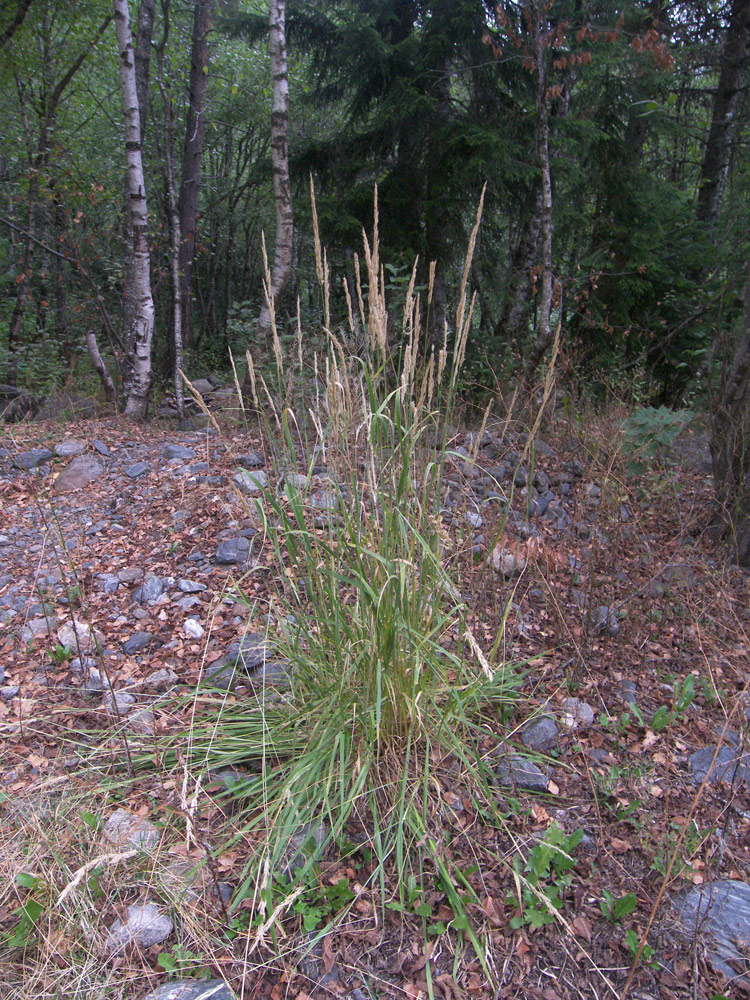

{"left": 257, "top": 0, "right": 293, "bottom": 343}
{"left": 114, "top": 0, "right": 155, "bottom": 421}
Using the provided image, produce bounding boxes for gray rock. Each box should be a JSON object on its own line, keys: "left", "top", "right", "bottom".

{"left": 233, "top": 468, "right": 268, "bottom": 493}
{"left": 178, "top": 579, "right": 206, "bottom": 593}
{"left": 142, "top": 980, "right": 236, "bottom": 1000}
{"left": 190, "top": 378, "right": 214, "bottom": 395}
{"left": 215, "top": 536, "right": 251, "bottom": 564}
{"left": 128, "top": 708, "right": 155, "bottom": 735}
{"left": 54, "top": 455, "right": 104, "bottom": 492}
{"left": 673, "top": 880, "right": 750, "bottom": 983}
{"left": 495, "top": 753, "right": 549, "bottom": 792}
{"left": 125, "top": 462, "right": 149, "bottom": 479}
{"left": 282, "top": 820, "right": 327, "bottom": 878}
{"left": 490, "top": 546, "right": 526, "bottom": 578}
{"left": 688, "top": 746, "right": 750, "bottom": 785}
{"left": 616, "top": 679, "right": 638, "bottom": 704}
{"left": 54, "top": 439, "right": 86, "bottom": 458}
{"left": 204, "top": 658, "right": 237, "bottom": 690}
{"left": 82, "top": 667, "right": 111, "bottom": 694}
{"left": 176, "top": 595, "right": 203, "bottom": 612}
{"left": 560, "top": 698, "right": 595, "bottom": 731}
{"left": 532, "top": 469, "right": 550, "bottom": 491}
{"left": 123, "top": 632, "right": 155, "bottom": 655}
{"left": 133, "top": 576, "right": 165, "bottom": 602}
{"left": 104, "top": 690, "right": 136, "bottom": 716}
{"left": 18, "top": 616, "right": 58, "bottom": 643}
{"left": 250, "top": 659, "right": 293, "bottom": 691}
{"left": 104, "top": 902, "right": 173, "bottom": 954}
{"left": 57, "top": 620, "right": 103, "bottom": 655}
{"left": 145, "top": 667, "right": 178, "bottom": 691}
{"left": 164, "top": 443, "right": 196, "bottom": 461}
{"left": 521, "top": 716, "right": 559, "bottom": 750}
{"left": 513, "top": 465, "right": 528, "bottom": 487}
{"left": 1, "top": 685, "right": 19, "bottom": 701}
{"left": 102, "top": 808, "right": 159, "bottom": 851}
{"left": 589, "top": 605, "right": 619, "bottom": 637}
{"left": 16, "top": 448, "right": 54, "bottom": 469}
{"left": 93, "top": 439, "right": 110, "bottom": 457}
{"left": 464, "top": 510, "right": 483, "bottom": 530}
{"left": 184, "top": 619, "right": 205, "bottom": 639}
{"left": 235, "top": 451, "right": 264, "bottom": 469}
{"left": 227, "top": 633, "right": 272, "bottom": 671}
{"left": 98, "top": 573, "right": 120, "bottom": 594}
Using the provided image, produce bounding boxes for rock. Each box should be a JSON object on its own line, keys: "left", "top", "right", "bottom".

{"left": 57, "top": 620, "right": 103, "bottom": 655}
{"left": 1, "top": 685, "right": 19, "bottom": 701}
{"left": 616, "top": 679, "right": 638, "bottom": 704}
{"left": 102, "top": 808, "right": 159, "bottom": 851}
{"left": 513, "top": 465, "right": 528, "bottom": 487}
{"left": 54, "top": 455, "right": 104, "bottom": 492}
{"left": 464, "top": 510, "right": 483, "bottom": 530}
{"left": 164, "top": 443, "right": 196, "bottom": 461}
{"left": 190, "top": 378, "right": 214, "bottom": 395}
{"left": 123, "top": 632, "right": 155, "bottom": 655}
{"left": 54, "top": 439, "right": 86, "bottom": 458}
{"left": 233, "top": 469, "right": 268, "bottom": 493}
{"left": 93, "top": 438, "right": 110, "bottom": 456}
{"left": 104, "top": 902, "right": 173, "bottom": 954}
{"left": 588, "top": 606, "right": 619, "bottom": 637}
{"left": 125, "top": 462, "right": 149, "bottom": 479}
{"left": 178, "top": 579, "right": 206, "bottom": 593}
{"left": 688, "top": 745, "right": 750, "bottom": 785}
{"left": 215, "top": 536, "right": 251, "bottom": 564}
{"left": 227, "top": 632, "right": 273, "bottom": 672}
{"left": 235, "top": 451, "right": 264, "bottom": 469}
{"left": 673, "top": 880, "right": 750, "bottom": 983}
{"left": 128, "top": 708, "right": 155, "bottom": 735}
{"left": 98, "top": 573, "right": 120, "bottom": 594}
{"left": 559, "top": 698, "right": 595, "bottom": 731}
{"left": 521, "top": 716, "right": 559, "bottom": 750}
{"left": 490, "top": 546, "right": 526, "bottom": 578}
{"left": 18, "top": 617, "right": 58, "bottom": 643}
{"left": 133, "top": 576, "right": 165, "bottom": 602}
{"left": 82, "top": 667, "right": 111, "bottom": 694}
{"left": 104, "top": 691, "right": 136, "bottom": 716}
{"left": 16, "top": 448, "right": 54, "bottom": 470}
{"left": 145, "top": 667, "right": 178, "bottom": 691}
{"left": 184, "top": 619, "right": 205, "bottom": 639}
{"left": 250, "top": 659, "right": 293, "bottom": 691}
{"left": 204, "top": 658, "right": 237, "bottom": 690}
{"left": 495, "top": 753, "right": 549, "bottom": 792}
{"left": 142, "top": 981, "right": 236, "bottom": 1000}
{"left": 281, "top": 820, "right": 327, "bottom": 878}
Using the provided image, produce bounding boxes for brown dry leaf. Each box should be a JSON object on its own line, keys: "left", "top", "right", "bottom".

{"left": 482, "top": 896, "right": 504, "bottom": 928}
{"left": 403, "top": 982, "right": 423, "bottom": 1000}
{"left": 610, "top": 837, "right": 631, "bottom": 854}
{"left": 531, "top": 804, "right": 550, "bottom": 823}
{"left": 546, "top": 779, "right": 560, "bottom": 795}
{"left": 322, "top": 935, "right": 336, "bottom": 974}
{"left": 571, "top": 913, "right": 592, "bottom": 942}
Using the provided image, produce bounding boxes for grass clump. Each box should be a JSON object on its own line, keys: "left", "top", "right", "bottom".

{"left": 185, "top": 188, "right": 521, "bottom": 964}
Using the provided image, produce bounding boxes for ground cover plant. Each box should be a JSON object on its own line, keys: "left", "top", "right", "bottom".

{"left": 0, "top": 200, "right": 749, "bottom": 1000}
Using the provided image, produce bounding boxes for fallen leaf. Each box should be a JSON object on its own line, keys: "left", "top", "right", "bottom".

{"left": 571, "top": 913, "right": 592, "bottom": 942}
{"left": 610, "top": 837, "right": 631, "bottom": 853}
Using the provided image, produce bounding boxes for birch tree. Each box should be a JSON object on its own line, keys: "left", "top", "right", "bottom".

{"left": 257, "top": 0, "right": 292, "bottom": 344}
{"left": 113, "top": 0, "right": 155, "bottom": 420}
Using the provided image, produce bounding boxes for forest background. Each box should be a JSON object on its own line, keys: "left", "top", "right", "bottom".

{"left": 0, "top": 0, "right": 748, "bottom": 559}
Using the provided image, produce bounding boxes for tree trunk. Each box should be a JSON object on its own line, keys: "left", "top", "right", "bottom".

{"left": 256, "top": 0, "right": 293, "bottom": 344}
{"left": 494, "top": 185, "right": 543, "bottom": 347}
{"left": 157, "top": 0, "right": 184, "bottom": 419}
{"left": 178, "top": 0, "right": 214, "bottom": 350}
{"left": 114, "top": 0, "right": 155, "bottom": 421}
{"left": 711, "top": 263, "right": 750, "bottom": 564}
{"left": 0, "top": 0, "right": 34, "bottom": 52}
{"left": 696, "top": 0, "right": 750, "bottom": 227}
{"left": 525, "top": 0, "right": 555, "bottom": 381}
{"left": 122, "top": 0, "right": 155, "bottom": 363}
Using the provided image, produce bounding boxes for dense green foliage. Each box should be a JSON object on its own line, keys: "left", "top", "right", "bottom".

{"left": 0, "top": 0, "right": 748, "bottom": 405}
